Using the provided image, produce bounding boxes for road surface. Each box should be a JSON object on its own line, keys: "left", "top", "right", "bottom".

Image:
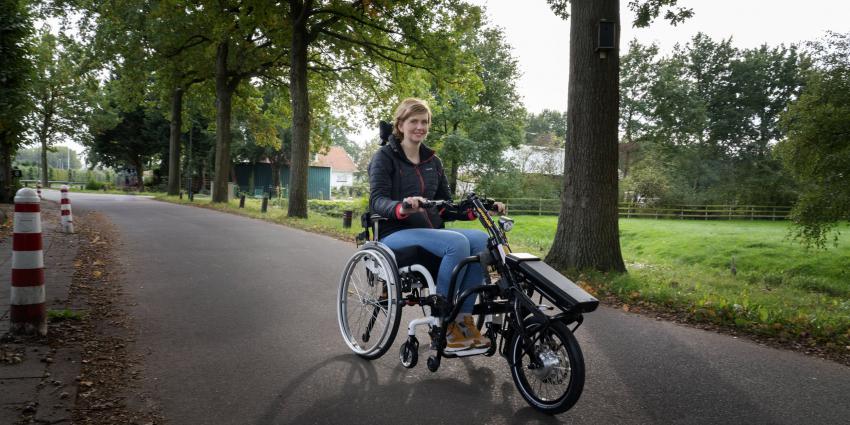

{"left": 44, "top": 190, "right": 850, "bottom": 424}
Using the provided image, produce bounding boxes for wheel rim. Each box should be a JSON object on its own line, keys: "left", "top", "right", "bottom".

{"left": 338, "top": 249, "right": 397, "bottom": 356}
{"left": 513, "top": 325, "right": 573, "bottom": 405}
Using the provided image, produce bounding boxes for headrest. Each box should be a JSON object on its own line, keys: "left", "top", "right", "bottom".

{"left": 379, "top": 121, "right": 393, "bottom": 145}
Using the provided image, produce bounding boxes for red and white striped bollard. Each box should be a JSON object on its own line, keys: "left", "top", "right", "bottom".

{"left": 10, "top": 188, "right": 46, "bottom": 336}
{"left": 60, "top": 184, "right": 74, "bottom": 233}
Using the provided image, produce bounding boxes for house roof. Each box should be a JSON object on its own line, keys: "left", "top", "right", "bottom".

{"left": 314, "top": 146, "right": 357, "bottom": 172}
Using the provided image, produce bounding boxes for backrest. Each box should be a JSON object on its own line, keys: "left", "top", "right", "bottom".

{"left": 356, "top": 212, "right": 388, "bottom": 244}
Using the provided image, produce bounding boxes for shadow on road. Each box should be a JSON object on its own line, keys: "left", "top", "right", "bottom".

{"left": 257, "top": 354, "right": 561, "bottom": 425}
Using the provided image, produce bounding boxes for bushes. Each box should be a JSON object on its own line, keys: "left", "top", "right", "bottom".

{"left": 85, "top": 179, "right": 106, "bottom": 190}
{"left": 307, "top": 197, "right": 368, "bottom": 217}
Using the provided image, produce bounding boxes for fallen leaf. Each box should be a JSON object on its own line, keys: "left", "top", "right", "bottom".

{"left": 92, "top": 270, "right": 102, "bottom": 278}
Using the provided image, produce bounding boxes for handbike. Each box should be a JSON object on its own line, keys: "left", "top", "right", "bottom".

{"left": 336, "top": 193, "right": 598, "bottom": 414}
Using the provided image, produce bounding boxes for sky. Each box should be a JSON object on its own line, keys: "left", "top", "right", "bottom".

{"left": 475, "top": 0, "right": 850, "bottom": 113}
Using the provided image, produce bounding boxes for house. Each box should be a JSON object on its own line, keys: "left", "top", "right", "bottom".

{"left": 504, "top": 145, "right": 565, "bottom": 175}
{"left": 314, "top": 146, "right": 357, "bottom": 189}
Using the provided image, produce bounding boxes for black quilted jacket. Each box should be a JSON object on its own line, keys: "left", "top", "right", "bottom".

{"left": 368, "top": 135, "right": 473, "bottom": 239}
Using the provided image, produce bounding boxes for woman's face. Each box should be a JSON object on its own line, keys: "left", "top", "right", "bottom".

{"left": 399, "top": 112, "right": 430, "bottom": 144}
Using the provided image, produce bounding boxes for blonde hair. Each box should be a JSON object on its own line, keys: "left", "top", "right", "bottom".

{"left": 392, "top": 98, "right": 432, "bottom": 139}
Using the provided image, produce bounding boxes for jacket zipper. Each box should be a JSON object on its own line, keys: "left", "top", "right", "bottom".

{"left": 414, "top": 165, "right": 434, "bottom": 228}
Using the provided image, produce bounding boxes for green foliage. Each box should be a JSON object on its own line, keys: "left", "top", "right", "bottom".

{"left": 620, "top": 35, "right": 806, "bottom": 205}
{"left": 16, "top": 146, "right": 82, "bottom": 169}
{"left": 475, "top": 169, "right": 561, "bottom": 200}
{"left": 306, "top": 199, "right": 368, "bottom": 218}
{"left": 778, "top": 32, "right": 850, "bottom": 247}
{"left": 85, "top": 178, "right": 106, "bottom": 190}
{"left": 25, "top": 27, "right": 96, "bottom": 158}
{"left": 546, "top": 1, "right": 694, "bottom": 27}
{"left": 0, "top": 0, "right": 34, "bottom": 141}
{"left": 525, "top": 110, "right": 567, "bottom": 147}
{"left": 428, "top": 22, "right": 526, "bottom": 193}
{"left": 0, "top": 0, "right": 35, "bottom": 199}
{"left": 48, "top": 309, "right": 84, "bottom": 321}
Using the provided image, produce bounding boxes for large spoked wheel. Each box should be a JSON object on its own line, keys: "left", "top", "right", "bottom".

{"left": 337, "top": 247, "right": 402, "bottom": 360}
{"left": 509, "top": 319, "right": 585, "bottom": 414}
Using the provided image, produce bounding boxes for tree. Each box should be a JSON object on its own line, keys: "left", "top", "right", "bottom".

{"left": 283, "top": 0, "right": 476, "bottom": 217}
{"left": 0, "top": 0, "right": 34, "bottom": 202}
{"left": 619, "top": 40, "right": 659, "bottom": 177}
{"left": 26, "top": 28, "right": 94, "bottom": 187}
{"left": 431, "top": 24, "right": 526, "bottom": 194}
{"left": 778, "top": 31, "right": 850, "bottom": 247}
{"left": 525, "top": 109, "right": 568, "bottom": 147}
{"left": 545, "top": 0, "right": 692, "bottom": 273}
{"left": 86, "top": 83, "right": 170, "bottom": 191}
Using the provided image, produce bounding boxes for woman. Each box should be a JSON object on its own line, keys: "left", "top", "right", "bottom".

{"left": 368, "top": 97, "right": 504, "bottom": 352}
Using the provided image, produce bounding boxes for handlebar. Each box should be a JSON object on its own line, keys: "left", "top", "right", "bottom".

{"left": 402, "top": 199, "right": 451, "bottom": 210}
{"left": 402, "top": 194, "right": 498, "bottom": 212}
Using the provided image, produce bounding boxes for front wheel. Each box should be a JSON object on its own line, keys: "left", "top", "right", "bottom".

{"left": 509, "top": 319, "right": 585, "bottom": 414}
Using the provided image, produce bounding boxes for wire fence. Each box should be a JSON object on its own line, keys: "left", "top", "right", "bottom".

{"left": 503, "top": 198, "right": 793, "bottom": 221}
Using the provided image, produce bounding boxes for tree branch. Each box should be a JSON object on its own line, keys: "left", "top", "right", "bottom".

{"left": 163, "top": 34, "right": 211, "bottom": 59}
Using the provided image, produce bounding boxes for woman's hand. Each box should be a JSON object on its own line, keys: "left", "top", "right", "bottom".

{"left": 400, "top": 196, "right": 428, "bottom": 215}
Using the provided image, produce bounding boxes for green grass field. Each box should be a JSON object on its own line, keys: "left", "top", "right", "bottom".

{"left": 449, "top": 216, "right": 850, "bottom": 348}
{"left": 157, "top": 195, "right": 850, "bottom": 349}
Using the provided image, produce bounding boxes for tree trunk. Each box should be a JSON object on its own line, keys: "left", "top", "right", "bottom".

{"left": 213, "top": 41, "right": 235, "bottom": 203}
{"left": 0, "top": 141, "right": 13, "bottom": 203}
{"left": 133, "top": 158, "right": 145, "bottom": 191}
{"left": 38, "top": 108, "right": 52, "bottom": 188}
{"left": 449, "top": 160, "right": 458, "bottom": 196}
{"left": 545, "top": 0, "right": 626, "bottom": 273}
{"left": 287, "top": 5, "right": 310, "bottom": 218}
{"left": 40, "top": 135, "right": 49, "bottom": 188}
{"left": 167, "top": 86, "right": 184, "bottom": 195}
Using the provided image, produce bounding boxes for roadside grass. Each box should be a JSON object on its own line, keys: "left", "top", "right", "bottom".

{"left": 155, "top": 195, "right": 362, "bottom": 240}
{"left": 48, "top": 308, "right": 85, "bottom": 321}
{"left": 450, "top": 217, "right": 850, "bottom": 349}
{"left": 156, "top": 195, "right": 850, "bottom": 350}
{"left": 53, "top": 187, "right": 160, "bottom": 196}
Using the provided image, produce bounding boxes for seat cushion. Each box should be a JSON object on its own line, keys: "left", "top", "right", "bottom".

{"left": 392, "top": 245, "right": 442, "bottom": 282}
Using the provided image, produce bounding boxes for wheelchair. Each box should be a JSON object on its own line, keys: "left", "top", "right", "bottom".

{"left": 336, "top": 193, "right": 599, "bottom": 414}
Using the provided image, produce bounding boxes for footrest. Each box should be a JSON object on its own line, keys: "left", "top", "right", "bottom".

{"left": 444, "top": 346, "right": 491, "bottom": 357}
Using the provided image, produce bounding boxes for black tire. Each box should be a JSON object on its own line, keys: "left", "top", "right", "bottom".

{"left": 399, "top": 338, "right": 419, "bottom": 368}
{"left": 509, "top": 319, "right": 585, "bottom": 414}
{"left": 337, "top": 247, "right": 402, "bottom": 360}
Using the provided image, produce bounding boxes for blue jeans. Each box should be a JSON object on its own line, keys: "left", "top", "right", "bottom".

{"left": 381, "top": 228, "right": 488, "bottom": 313}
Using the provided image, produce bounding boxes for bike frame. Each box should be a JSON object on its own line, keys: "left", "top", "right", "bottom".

{"left": 432, "top": 194, "right": 571, "bottom": 362}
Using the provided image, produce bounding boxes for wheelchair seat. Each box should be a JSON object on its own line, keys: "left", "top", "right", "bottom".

{"left": 389, "top": 245, "right": 442, "bottom": 283}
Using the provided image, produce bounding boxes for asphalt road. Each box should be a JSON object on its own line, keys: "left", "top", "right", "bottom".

{"left": 45, "top": 190, "right": 850, "bottom": 425}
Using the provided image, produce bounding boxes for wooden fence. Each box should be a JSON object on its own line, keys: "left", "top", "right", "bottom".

{"left": 503, "top": 198, "right": 792, "bottom": 220}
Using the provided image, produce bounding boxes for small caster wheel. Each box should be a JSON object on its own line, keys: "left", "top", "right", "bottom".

{"left": 399, "top": 337, "right": 419, "bottom": 368}
{"left": 426, "top": 355, "right": 441, "bottom": 372}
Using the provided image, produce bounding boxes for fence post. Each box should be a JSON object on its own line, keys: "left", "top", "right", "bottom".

{"left": 538, "top": 198, "right": 542, "bottom": 216}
